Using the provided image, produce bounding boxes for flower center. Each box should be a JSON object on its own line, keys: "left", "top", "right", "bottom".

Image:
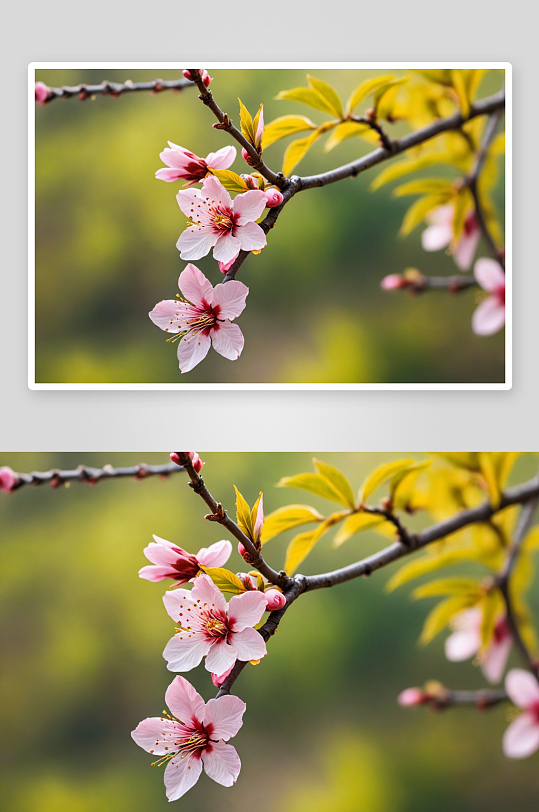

{"left": 212, "top": 212, "right": 235, "bottom": 232}
{"left": 204, "top": 615, "right": 229, "bottom": 639}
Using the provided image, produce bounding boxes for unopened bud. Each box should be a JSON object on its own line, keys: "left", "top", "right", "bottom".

{"left": 187, "top": 452, "right": 203, "bottom": 473}
{"left": 397, "top": 688, "right": 427, "bottom": 706}
{"left": 238, "top": 542, "right": 247, "bottom": 558}
{"left": 183, "top": 69, "right": 211, "bottom": 87}
{"left": 211, "top": 665, "right": 233, "bottom": 687}
{"left": 170, "top": 452, "right": 182, "bottom": 466}
{"left": 264, "top": 189, "right": 284, "bottom": 208}
{"left": 264, "top": 589, "right": 286, "bottom": 611}
{"left": 381, "top": 274, "right": 405, "bottom": 291}
{"left": 0, "top": 466, "right": 18, "bottom": 493}
{"left": 35, "top": 82, "right": 49, "bottom": 105}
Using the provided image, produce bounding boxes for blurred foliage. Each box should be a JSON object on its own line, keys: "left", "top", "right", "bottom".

{"left": 35, "top": 69, "right": 504, "bottom": 384}
{"left": 1, "top": 452, "right": 537, "bottom": 811}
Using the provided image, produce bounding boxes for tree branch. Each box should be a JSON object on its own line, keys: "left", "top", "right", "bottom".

{"left": 38, "top": 77, "right": 194, "bottom": 103}
{"left": 402, "top": 273, "right": 477, "bottom": 293}
{"left": 413, "top": 687, "right": 508, "bottom": 710}
{"left": 177, "top": 453, "right": 292, "bottom": 590}
{"left": 7, "top": 461, "right": 185, "bottom": 491}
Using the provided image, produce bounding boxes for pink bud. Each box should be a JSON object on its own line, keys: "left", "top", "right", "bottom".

{"left": 218, "top": 255, "right": 238, "bottom": 274}
{"left": 381, "top": 274, "right": 405, "bottom": 291}
{"left": 183, "top": 69, "right": 212, "bottom": 87}
{"left": 187, "top": 452, "right": 203, "bottom": 473}
{"left": 238, "top": 541, "right": 247, "bottom": 557}
{"left": 211, "top": 665, "right": 234, "bottom": 687}
{"left": 397, "top": 688, "right": 427, "bottom": 706}
{"left": 170, "top": 452, "right": 182, "bottom": 466}
{"left": 264, "top": 189, "right": 284, "bottom": 208}
{"left": 35, "top": 82, "right": 49, "bottom": 105}
{"left": 264, "top": 589, "right": 286, "bottom": 611}
{"left": 0, "top": 466, "right": 18, "bottom": 493}
{"left": 241, "top": 147, "right": 250, "bottom": 162}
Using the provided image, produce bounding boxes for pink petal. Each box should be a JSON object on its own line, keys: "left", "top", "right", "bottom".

{"left": 176, "top": 332, "right": 212, "bottom": 373}
{"left": 143, "top": 541, "right": 183, "bottom": 567}
{"left": 163, "top": 588, "right": 194, "bottom": 622}
{"left": 205, "top": 145, "right": 237, "bottom": 170}
{"left": 503, "top": 712, "right": 539, "bottom": 759}
{"left": 453, "top": 228, "right": 480, "bottom": 271}
{"left": 201, "top": 174, "right": 232, "bottom": 210}
{"left": 177, "top": 225, "right": 218, "bottom": 261}
{"left": 213, "top": 232, "right": 242, "bottom": 263}
{"left": 445, "top": 628, "right": 481, "bottom": 661}
{"left": 176, "top": 188, "right": 203, "bottom": 219}
{"left": 472, "top": 296, "right": 505, "bottom": 336}
{"left": 218, "top": 255, "right": 238, "bottom": 274}
{"left": 211, "top": 280, "right": 249, "bottom": 320}
{"left": 232, "top": 190, "right": 267, "bottom": 225}
{"left": 160, "top": 146, "right": 199, "bottom": 170}
{"left": 164, "top": 675, "right": 205, "bottom": 725}
{"left": 205, "top": 638, "right": 237, "bottom": 675}
{"left": 164, "top": 753, "right": 203, "bottom": 801}
{"left": 474, "top": 258, "right": 505, "bottom": 292}
{"left": 190, "top": 573, "right": 228, "bottom": 616}
{"left": 138, "top": 564, "right": 177, "bottom": 582}
{"left": 155, "top": 167, "right": 184, "bottom": 182}
{"left": 164, "top": 632, "right": 211, "bottom": 672}
{"left": 131, "top": 716, "right": 179, "bottom": 755}
{"left": 203, "top": 695, "right": 246, "bottom": 741}
{"left": 202, "top": 740, "right": 241, "bottom": 787}
{"left": 148, "top": 300, "right": 183, "bottom": 333}
{"left": 231, "top": 626, "right": 267, "bottom": 661}
{"left": 505, "top": 669, "right": 539, "bottom": 708}
{"left": 211, "top": 322, "right": 245, "bottom": 361}
{"left": 178, "top": 263, "right": 213, "bottom": 307}
{"left": 228, "top": 590, "right": 267, "bottom": 631}
{"left": 236, "top": 221, "right": 267, "bottom": 252}
{"left": 481, "top": 636, "right": 511, "bottom": 684}
{"left": 196, "top": 540, "right": 233, "bottom": 568}
{"left": 152, "top": 534, "right": 181, "bottom": 549}
{"left": 253, "top": 494, "right": 264, "bottom": 538}
{"left": 421, "top": 222, "right": 452, "bottom": 251}
{"left": 256, "top": 106, "right": 264, "bottom": 141}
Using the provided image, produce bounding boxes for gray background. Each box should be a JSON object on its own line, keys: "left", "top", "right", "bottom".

{"left": 1, "top": 0, "right": 536, "bottom": 451}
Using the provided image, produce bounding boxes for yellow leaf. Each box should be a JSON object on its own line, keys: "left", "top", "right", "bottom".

{"left": 250, "top": 492, "right": 263, "bottom": 540}
{"left": 386, "top": 548, "right": 481, "bottom": 592}
{"left": 199, "top": 566, "right": 247, "bottom": 595}
{"left": 208, "top": 168, "right": 250, "bottom": 194}
{"left": 324, "top": 120, "right": 371, "bottom": 152}
{"left": 434, "top": 452, "right": 481, "bottom": 471}
{"left": 413, "top": 577, "right": 483, "bottom": 599}
{"left": 238, "top": 98, "right": 255, "bottom": 145}
{"left": 413, "top": 69, "right": 453, "bottom": 86}
{"left": 313, "top": 459, "right": 356, "bottom": 509}
{"left": 420, "top": 594, "right": 480, "bottom": 644}
{"left": 479, "top": 452, "right": 501, "bottom": 509}
{"left": 284, "top": 512, "right": 348, "bottom": 574}
{"left": 345, "top": 75, "right": 395, "bottom": 115}
{"left": 261, "top": 504, "right": 325, "bottom": 544}
{"left": 262, "top": 115, "right": 317, "bottom": 149}
{"left": 275, "top": 86, "right": 337, "bottom": 116}
{"left": 451, "top": 187, "right": 474, "bottom": 243}
{"left": 490, "top": 132, "right": 505, "bottom": 155}
{"left": 390, "top": 460, "right": 431, "bottom": 510}
{"left": 307, "top": 75, "right": 344, "bottom": 119}
{"left": 277, "top": 471, "right": 351, "bottom": 507}
{"left": 373, "top": 77, "right": 409, "bottom": 110}
{"left": 281, "top": 124, "right": 336, "bottom": 176}
{"left": 451, "top": 70, "right": 470, "bottom": 118}
{"left": 359, "top": 459, "right": 415, "bottom": 503}
{"left": 234, "top": 485, "right": 253, "bottom": 538}
{"left": 393, "top": 178, "right": 455, "bottom": 198}
{"left": 370, "top": 153, "right": 466, "bottom": 191}
{"left": 480, "top": 590, "right": 502, "bottom": 649}
{"left": 399, "top": 193, "right": 454, "bottom": 236}
{"left": 333, "top": 512, "right": 386, "bottom": 547}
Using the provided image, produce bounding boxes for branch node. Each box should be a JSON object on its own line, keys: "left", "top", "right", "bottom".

{"left": 204, "top": 503, "right": 227, "bottom": 523}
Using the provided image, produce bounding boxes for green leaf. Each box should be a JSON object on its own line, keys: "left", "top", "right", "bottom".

{"left": 199, "top": 566, "right": 247, "bottom": 595}
{"left": 262, "top": 115, "right": 318, "bottom": 149}
{"left": 370, "top": 153, "right": 467, "bottom": 191}
{"left": 399, "top": 193, "right": 454, "bottom": 236}
{"left": 261, "top": 504, "right": 325, "bottom": 544}
{"left": 413, "top": 577, "right": 483, "bottom": 599}
{"left": 234, "top": 485, "right": 253, "bottom": 538}
{"left": 359, "top": 459, "right": 415, "bottom": 503}
{"left": 208, "top": 168, "right": 250, "bottom": 194}
{"left": 281, "top": 123, "right": 336, "bottom": 176}
{"left": 345, "top": 75, "right": 395, "bottom": 115}
{"left": 238, "top": 98, "right": 256, "bottom": 145}
{"left": 277, "top": 471, "right": 351, "bottom": 507}
{"left": 324, "top": 120, "right": 371, "bottom": 152}
{"left": 333, "top": 512, "right": 386, "bottom": 547}
{"left": 313, "top": 459, "right": 356, "bottom": 509}
{"left": 275, "top": 86, "right": 337, "bottom": 116}
{"left": 307, "top": 75, "right": 344, "bottom": 119}
{"left": 284, "top": 512, "right": 348, "bottom": 574}
{"left": 393, "top": 178, "right": 455, "bottom": 198}
{"left": 420, "top": 594, "right": 480, "bottom": 644}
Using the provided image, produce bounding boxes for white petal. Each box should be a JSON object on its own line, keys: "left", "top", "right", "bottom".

{"left": 211, "top": 280, "right": 249, "bottom": 320}
{"left": 202, "top": 741, "right": 241, "bottom": 787}
{"left": 178, "top": 263, "right": 214, "bottom": 307}
{"left": 163, "top": 633, "right": 210, "bottom": 672}
{"left": 503, "top": 712, "right": 539, "bottom": 759}
{"left": 211, "top": 322, "right": 244, "bottom": 361}
{"left": 203, "top": 694, "right": 246, "bottom": 741}
{"left": 213, "top": 232, "right": 242, "bottom": 263}
{"left": 445, "top": 629, "right": 481, "bottom": 662}
{"left": 474, "top": 258, "right": 505, "bottom": 292}
{"left": 196, "top": 540, "right": 233, "bottom": 568}
{"left": 472, "top": 297, "right": 505, "bottom": 336}
{"left": 505, "top": 669, "right": 539, "bottom": 708}
{"left": 176, "top": 332, "right": 212, "bottom": 374}
{"left": 205, "top": 145, "right": 237, "bottom": 170}
{"left": 205, "top": 639, "right": 237, "bottom": 675}
{"left": 236, "top": 221, "right": 267, "bottom": 252}
{"left": 177, "top": 226, "right": 217, "bottom": 261}
{"left": 164, "top": 753, "right": 203, "bottom": 801}
{"left": 131, "top": 716, "right": 179, "bottom": 755}
{"left": 230, "top": 626, "right": 267, "bottom": 661}
{"left": 232, "top": 189, "right": 267, "bottom": 225}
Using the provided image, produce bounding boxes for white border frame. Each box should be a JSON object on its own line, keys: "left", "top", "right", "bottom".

{"left": 28, "top": 62, "right": 511, "bottom": 391}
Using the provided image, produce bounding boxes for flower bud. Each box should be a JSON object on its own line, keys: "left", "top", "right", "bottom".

{"left": 0, "top": 466, "right": 18, "bottom": 493}
{"left": 264, "top": 589, "right": 286, "bottom": 611}
{"left": 211, "top": 665, "right": 234, "bottom": 687}
{"left": 183, "top": 69, "right": 211, "bottom": 87}
{"left": 187, "top": 452, "right": 204, "bottom": 473}
{"left": 380, "top": 274, "right": 405, "bottom": 291}
{"left": 264, "top": 189, "right": 284, "bottom": 208}
{"left": 238, "top": 542, "right": 247, "bottom": 558}
{"left": 218, "top": 255, "right": 238, "bottom": 274}
{"left": 35, "top": 82, "right": 49, "bottom": 105}
{"left": 241, "top": 147, "right": 250, "bottom": 162}
{"left": 397, "top": 688, "right": 427, "bottom": 706}
{"left": 170, "top": 452, "right": 182, "bottom": 466}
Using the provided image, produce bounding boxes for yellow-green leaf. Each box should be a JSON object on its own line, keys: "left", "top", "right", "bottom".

{"left": 420, "top": 595, "right": 480, "bottom": 644}
{"left": 261, "top": 504, "right": 325, "bottom": 544}
{"left": 451, "top": 70, "right": 470, "bottom": 118}
{"left": 324, "top": 120, "right": 371, "bottom": 152}
{"left": 390, "top": 460, "right": 431, "bottom": 509}
{"left": 277, "top": 471, "right": 351, "bottom": 507}
{"left": 281, "top": 124, "right": 336, "bottom": 176}
{"left": 275, "top": 86, "right": 337, "bottom": 116}
{"left": 490, "top": 132, "right": 505, "bottom": 156}
{"left": 452, "top": 187, "right": 474, "bottom": 243}
{"left": 373, "top": 77, "right": 409, "bottom": 109}
{"left": 208, "top": 168, "right": 250, "bottom": 194}
{"left": 393, "top": 178, "right": 455, "bottom": 198}
{"left": 413, "top": 69, "right": 452, "bottom": 86}
{"left": 385, "top": 548, "right": 481, "bottom": 592}
{"left": 433, "top": 452, "right": 481, "bottom": 471}
{"left": 413, "top": 577, "right": 483, "bottom": 599}
{"left": 370, "top": 153, "right": 465, "bottom": 191}
{"left": 250, "top": 492, "right": 263, "bottom": 539}
{"left": 234, "top": 485, "right": 253, "bottom": 538}
{"left": 199, "top": 566, "right": 247, "bottom": 595}
{"left": 307, "top": 75, "right": 344, "bottom": 119}
{"left": 285, "top": 512, "right": 348, "bottom": 573}
{"left": 333, "top": 512, "right": 386, "bottom": 547}
{"left": 238, "top": 98, "right": 255, "bottom": 145}
{"left": 479, "top": 452, "right": 501, "bottom": 509}
{"left": 359, "top": 459, "right": 415, "bottom": 503}
{"left": 399, "top": 193, "right": 454, "bottom": 236}
{"left": 480, "top": 590, "right": 501, "bottom": 649}
{"left": 262, "top": 115, "right": 317, "bottom": 149}
{"left": 313, "top": 459, "right": 356, "bottom": 509}
{"left": 346, "top": 75, "right": 395, "bottom": 115}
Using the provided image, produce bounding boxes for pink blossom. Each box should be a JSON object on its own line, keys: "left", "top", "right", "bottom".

{"left": 0, "top": 466, "right": 18, "bottom": 493}
{"left": 35, "top": 82, "right": 49, "bottom": 105}
{"left": 502, "top": 669, "right": 539, "bottom": 759}
{"left": 149, "top": 264, "right": 248, "bottom": 373}
{"left": 163, "top": 574, "right": 267, "bottom": 675}
{"left": 176, "top": 175, "right": 267, "bottom": 264}
{"left": 182, "top": 68, "right": 212, "bottom": 88}
{"left": 264, "top": 590, "right": 286, "bottom": 611}
{"left": 263, "top": 189, "right": 283, "bottom": 208}
{"left": 472, "top": 258, "right": 505, "bottom": 336}
{"left": 169, "top": 451, "right": 203, "bottom": 472}
{"left": 156, "top": 143, "right": 236, "bottom": 187}
{"left": 132, "top": 675, "right": 244, "bottom": 800}
{"left": 380, "top": 274, "right": 405, "bottom": 290}
{"left": 398, "top": 688, "right": 427, "bottom": 706}
{"left": 218, "top": 255, "right": 238, "bottom": 274}
{"left": 212, "top": 665, "right": 234, "bottom": 687}
{"left": 139, "top": 536, "right": 232, "bottom": 584}
{"left": 421, "top": 205, "right": 480, "bottom": 271}
{"left": 445, "top": 608, "right": 511, "bottom": 683}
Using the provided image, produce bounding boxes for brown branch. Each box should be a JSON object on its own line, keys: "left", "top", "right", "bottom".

{"left": 7, "top": 461, "right": 185, "bottom": 491}
{"left": 176, "top": 453, "right": 292, "bottom": 590}
{"left": 410, "top": 687, "right": 509, "bottom": 710}
{"left": 398, "top": 273, "right": 477, "bottom": 294}
{"left": 37, "top": 77, "right": 194, "bottom": 103}
{"left": 361, "top": 505, "right": 414, "bottom": 546}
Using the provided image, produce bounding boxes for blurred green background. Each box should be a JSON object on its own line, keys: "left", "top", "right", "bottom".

{"left": 1, "top": 452, "right": 537, "bottom": 812}
{"left": 34, "top": 69, "right": 505, "bottom": 384}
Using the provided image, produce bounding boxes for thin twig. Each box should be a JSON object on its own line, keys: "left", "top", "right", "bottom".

{"left": 37, "top": 78, "right": 194, "bottom": 103}
{"left": 415, "top": 687, "right": 508, "bottom": 710}
{"left": 7, "top": 462, "right": 185, "bottom": 491}
{"left": 404, "top": 274, "right": 477, "bottom": 293}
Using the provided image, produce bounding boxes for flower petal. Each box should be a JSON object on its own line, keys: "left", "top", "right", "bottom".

{"left": 148, "top": 300, "right": 185, "bottom": 333}
{"left": 165, "top": 675, "right": 205, "bottom": 726}
{"left": 196, "top": 540, "right": 233, "bottom": 568}
{"left": 472, "top": 296, "right": 505, "bottom": 336}
{"left": 481, "top": 636, "right": 511, "bottom": 684}
{"left": 163, "top": 632, "right": 211, "bottom": 673}
{"left": 205, "top": 639, "right": 238, "bottom": 675}
{"left": 176, "top": 188, "right": 203, "bottom": 218}
{"left": 205, "top": 145, "right": 237, "bottom": 170}
{"left": 131, "top": 716, "right": 180, "bottom": 755}
{"left": 177, "top": 226, "right": 218, "bottom": 261}
{"left": 211, "top": 280, "right": 249, "bottom": 320}
{"left": 203, "top": 695, "right": 246, "bottom": 741}
{"left": 163, "top": 588, "right": 194, "bottom": 622}
{"left": 228, "top": 590, "right": 267, "bottom": 632}
{"left": 474, "top": 258, "right": 505, "bottom": 292}
{"left": 201, "top": 174, "right": 232, "bottom": 210}
{"left": 502, "top": 712, "right": 539, "bottom": 759}
{"left": 210, "top": 322, "right": 244, "bottom": 362}
{"left": 236, "top": 221, "right": 267, "bottom": 252}
{"left": 176, "top": 332, "right": 212, "bottom": 373}
{"left": 138, "top": 565, "right": 179, "bottom": 582}
{"left": 231, "top": 626, "right": 267, "bottom": 661}
{"left": 421, "top": 220, "right": 453, "bottom": 251}
{"left": 444, "top": 629, "right": 481, "bottom": 662}
{"left": 213, "top": 232, "right": 242, "bottom": 263}
{"left": 143, "top": 541, "right": 183, "bottom": 567}
{"left": 155, "top": 167, "right": 184, "bottom": 182}
{"left": 453, "top": 228, "right": 480, "bottom": 271}
{"left": 190, "top": 573, "right": 228, "bottom": 616}
{"left": 232, "top": 189, "right": 267, "bottom": 225}
{"left": 178, "top": 264, "right": 214, "bottom": 307}
{"left": 164, "top": 753, "right": 203, "bottom": 801}
{"left": 505, "top": 668, "right": 539, "bottom": 708}
{"left": 202, "top": 741, "right": 241, "bottom": 787}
